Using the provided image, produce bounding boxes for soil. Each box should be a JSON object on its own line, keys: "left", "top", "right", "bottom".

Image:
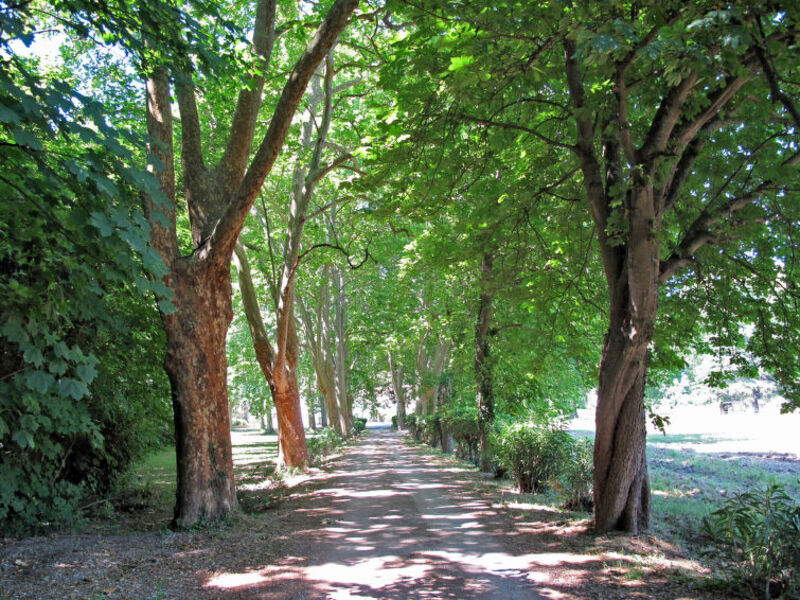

{"left": 1, "top": 429, "right": 731, "bottom": 599}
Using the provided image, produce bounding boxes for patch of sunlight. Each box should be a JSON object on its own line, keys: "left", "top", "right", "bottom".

{"left": 305, "top": 555, "right": 431, "bottom": 587}
{"left": 419, "top": 513, "right": 483, "bottom": 522}
{"left": 206, "top": 571, "right": 268, "bottom": 589}
{"left": 330, "top": 488, "right": 401, "bottom": 498}
{"left": 527, "top": 552, "right": 597, "bottom": 567}
{"left": 495, "top": 500, "right": 562, "bottom": 513}
{"left": 652, "top": 488, "right": 702, "bottom": 499}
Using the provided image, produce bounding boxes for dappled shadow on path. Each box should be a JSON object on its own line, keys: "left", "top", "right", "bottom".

{"left": 1, "top": 431, "right": 718, "bottom": 600}
{"left": 195, "top": 431, "right": 702, "bottom": 600}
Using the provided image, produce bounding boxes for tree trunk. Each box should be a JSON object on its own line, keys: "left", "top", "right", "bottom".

{"left": 593, "top": 183, "right": 658, "bottom": 534}
{"left": 320, "top": 395, "right": 328, "bottom": 427}
{"left": 306, "top": 376, "right": 317, "bottom": 431}
{"left": 415, "top": 333, "right": 450, "bottom": 416}
{"left": 388, "top": 351, "right": 406, "bottom": 429}
{"left": 262, "top": 398, "right": 275, "bottom": 434}
{"left": 593, "top": 304, "right": 652, "bottom": 533}
{"left": 272, "top": 369, "right": 308, "bottom": 467}
{"left": 475, "top": 253, "right": 495, "bottom": 472}
{"left": 163, "top": 261, "right": 238, "bottom": 527}
{"left": 298, "top": 287, "right": 342, "bottom": 434}
{"left": 332, "top": 265, "right": 353, "bottom": 433}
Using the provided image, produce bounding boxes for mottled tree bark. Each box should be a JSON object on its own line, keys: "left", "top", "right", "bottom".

{"left": 299, "top": 282, "right": 342, "bottom": 434}
{"left": 162, "top": 260, "right": 238, "bottom": 526}
{"left": 332, "top": 264, "right": 353, "bottom": 433}
{"left": 141, "top": 0, "right": 359, "bottom": 524}
{"left": 415, "top": 331, "right": 450, "bottom": 416}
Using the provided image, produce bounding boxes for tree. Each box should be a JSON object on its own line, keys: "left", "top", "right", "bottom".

{"left": 0, "top": 1, "right": 187, "bottom": 532}
{"left": 560, "top": 1, "right": 800, "bottom": 533}
{"left": 380, "top": 0, "right": 800, "bottom": 533}
{"left": 141, "top": 0, "right": 359, "bottom": 527}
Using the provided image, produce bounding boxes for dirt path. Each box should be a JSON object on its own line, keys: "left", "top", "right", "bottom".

{"left": 2, "top": 429, "right": 722, "bottom": 599}
{"left": 238, "top": 427, "right": 545, "bottom": 599}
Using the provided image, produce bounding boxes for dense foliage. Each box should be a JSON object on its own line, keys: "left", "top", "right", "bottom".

{"left": 704, "top": 484, "right": 800, "bottom": 599}
{"left": 0, "top": 4, "right": 175, "bottom": 533}
{"left": 2, "top": 0, "right": 798, "bottom": 539}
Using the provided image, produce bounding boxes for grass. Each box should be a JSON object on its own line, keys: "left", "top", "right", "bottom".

{"left": 104, "top": 429, "right": 285, "bottom": 529}
{"left": 572, "top": 428, "right": 800, "bottom": 545}
{"left": 648, "top": 446, "right": 800, "bottom": 544}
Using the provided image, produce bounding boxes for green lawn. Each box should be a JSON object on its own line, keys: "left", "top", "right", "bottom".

{"left": 571, "top": 428, "right": 800, "bottom": 543}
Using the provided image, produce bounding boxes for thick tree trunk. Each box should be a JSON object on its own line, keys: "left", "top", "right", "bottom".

{"left": 272, "top": 370, "right": 308, "bottom": 467}
{"left": 593, "top": 184, "right": 659, "bottom": 533}
{"left": 163, "top": 261, "right": 238, "bottom": 527}
{"left": 475, "top": 253, "right": 495, "bottom": 472}
{"left": 593, "top": 308, "right": 652, "bottom": 533}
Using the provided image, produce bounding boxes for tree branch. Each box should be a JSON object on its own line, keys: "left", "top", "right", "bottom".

{"left": 638, "top": 71, "right": 698, "bottom": 163}
{"left": 452, "top": 113, "right": 576, "bottom": 151}
{"left": 754, "top": 16, "right": 800, "bottom": 131}
{"left": 143, "top": 69, "right": 178, "bottom": 263}
{"left": 659, "top": 181, "right": 772, "bottom": 282}
{"left": 209, "top": 0, "right": 359, "bottom": 265}
{"left": 233, "top": 242, "right": 277, "bottom": 382}
{"left": 217, "top": 0, "right": 278, "bottom": 193}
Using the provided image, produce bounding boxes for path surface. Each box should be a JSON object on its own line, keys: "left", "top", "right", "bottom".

{"left": 209, "top": 428, "right": 547, "bottom": 599}
{"left": 3, "top": 430, "right": 722, "bottom": 599}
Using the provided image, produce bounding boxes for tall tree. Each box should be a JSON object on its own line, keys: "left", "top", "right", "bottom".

{"left": 382, "top": 0, "right": 799, "bottom": 533}
{"left": 141, "top": 0, "right": 359, "bottom": 527}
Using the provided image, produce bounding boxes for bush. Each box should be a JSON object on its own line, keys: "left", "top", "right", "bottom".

{"left": 307, "top": 427, "right": 344, "bottom": 466}
{"left": 440, "top": 406, "right": 481, "bottom": 465}
{"left": 558, "top": 437, "right": 594, "bottom": 511}
{"left": 405, "top": 414, "right": 418, "bottom": 438}
{"left": 417, "top": 414, "right": 443, "bottom": 447}
{"left": 353, "top": 418, "right": 367, "bottom": 433}
{"left": 391, "top": 416, "right": 398, "bottom": 430}
{"left": 703, "top": 483, "right": 800, "bottom": 599}
{"left": 491, "top": 423, "right": 572, "bottom": 494}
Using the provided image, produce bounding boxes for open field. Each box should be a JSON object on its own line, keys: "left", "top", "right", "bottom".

{"left": 570, "top": 399, "right": 800, "bottom": 544}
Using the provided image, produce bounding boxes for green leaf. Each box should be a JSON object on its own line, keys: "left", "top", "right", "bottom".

{"left": 0, "top": 103, "right": 21, "bottom": 123}
{"left": 12, "top": 430, "right": 35, "bottom": 449}
{"left": 448, "top": 55, "right": 475, "bottom": 71}
{"left": 25, "top": 369, "right": 54, "bottom": 394}
{"left": 58, "top": 377, "right": 90, "bottom": 401}
{"left": 22, "top": 345, "right": 43, "bottom": 367}
{"left": 75, "top": 363, "right": 97, "bottom": 384}
{"left": 12, "top": 128, "right": 43, "bottom": 151}
{"left": 158, "top": 299, "right": 177, "bottom": 314}
{"left": 589, "top": 34, "right": 618, "bottom": 54}
{"left": 89, "top": 211, "right": 114, "bottom": 237}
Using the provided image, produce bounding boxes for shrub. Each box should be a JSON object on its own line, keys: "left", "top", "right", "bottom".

{"left": 405, "top": 414, "right": 418, "bottom": 438}
{"left": 417, "top": 414, "right": 443, "bottom": 447}
{"left": 391, "top": 415, "right": 398, "bottom": 430}
{"left": 307, "top": 427, "right": 344, "bottom": 466}
{"left": 703, "top": 483, "right": 800, "bottom": 599}
{"left": 353, "top": 418, "right": 367, "bottom": 433}
{"left": 558, "top": 437, "right": 594, "bottom": 511}
{"left": 440, "top": 406, "right": 480, "bottom": 465}
{"left": 491, "top": 423, "right": 572, "bottom": 494}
